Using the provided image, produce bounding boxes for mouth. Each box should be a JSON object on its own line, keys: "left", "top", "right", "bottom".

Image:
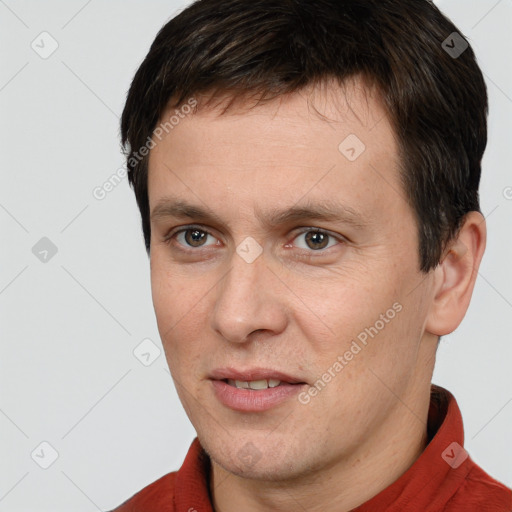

{"left": 209, "top": 367, "right": 307, "bottom": 386}
{"left": 209, "top": 368, "right": 308, "bottom": 412}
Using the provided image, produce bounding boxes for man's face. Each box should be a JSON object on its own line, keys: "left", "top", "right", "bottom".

{"left": 147, "top": 78, "right": 438, "bottom": 481}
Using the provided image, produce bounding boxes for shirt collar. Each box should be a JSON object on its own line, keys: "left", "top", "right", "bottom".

{"left": 353, "top": 384, "right": 468, "bottom": 510}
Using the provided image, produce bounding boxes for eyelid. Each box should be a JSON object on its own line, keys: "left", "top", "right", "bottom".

{"left": 165, "top": 224, "right": 219, "bottom": 243}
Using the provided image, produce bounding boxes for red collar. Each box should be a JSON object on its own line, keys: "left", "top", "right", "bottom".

{"left": 353, "top": 385, "right": 466, "bottom": 510}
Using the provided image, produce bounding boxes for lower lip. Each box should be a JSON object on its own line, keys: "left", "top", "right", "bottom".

{"left": 211, "top": 380, "right": 306, "bottom": 412}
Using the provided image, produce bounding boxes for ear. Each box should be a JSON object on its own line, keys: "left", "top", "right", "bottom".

{"left": 425, "top": 211, "right": 487, "bottom": 336}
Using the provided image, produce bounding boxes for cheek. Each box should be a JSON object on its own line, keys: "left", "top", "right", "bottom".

{"left": 292, "top": 267, "right": 392, "bottom": 344}
{"left": 152, "top": 283, "right": 194, "bottom": 380}
{"left": 295, "top": 263, "right": 420, "bottom": 385}
{"left": 150, "top": 264, "right": 175, "bottom": 331}
{"left": 151, "top": 259, "right": 193, "bottom": 345}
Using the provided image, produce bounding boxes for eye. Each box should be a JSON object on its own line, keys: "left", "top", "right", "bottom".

{"left": 166, "top": 226, "right": 219, "bottom": 249}
{"left": 290, "top": 228, "right": 343, "bottom": 252}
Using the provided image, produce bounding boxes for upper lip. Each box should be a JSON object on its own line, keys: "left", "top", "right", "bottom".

{"left": 210, "top": 367, "right": 306, "bottom": 384}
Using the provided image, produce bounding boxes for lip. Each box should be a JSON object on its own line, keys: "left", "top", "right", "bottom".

{"left": 209, "top": 367, "right": 306, "bottom": 384}
{"left": 209, "top": 367, "right": 307, "bottom": 412}
{"left": 210, "top": 380, "right": 307, "bottom": 412}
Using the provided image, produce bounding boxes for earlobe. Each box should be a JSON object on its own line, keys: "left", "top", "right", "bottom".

{"left": 425, "top": 211, "right": 487, "bottom": 336}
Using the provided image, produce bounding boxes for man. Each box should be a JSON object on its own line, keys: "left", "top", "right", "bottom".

{"left": 111, "top": 0, "right": 512, "bottom": 510}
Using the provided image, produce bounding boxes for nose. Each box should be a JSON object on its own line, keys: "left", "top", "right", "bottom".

{"left": 210, "top": 248, "right": 288, "bottom": 344}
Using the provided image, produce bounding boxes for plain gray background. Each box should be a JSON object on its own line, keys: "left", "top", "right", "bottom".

{"left": 1, "top": 1, "right": 511, "bottom": 510}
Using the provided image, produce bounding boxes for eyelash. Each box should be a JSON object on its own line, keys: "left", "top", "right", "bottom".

{"left": 163, "top": 224, "right": 345, "bottom": 258}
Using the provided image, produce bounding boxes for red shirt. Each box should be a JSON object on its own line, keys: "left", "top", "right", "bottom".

{"left": 111, "top": 386, "right": 512, "bottom": 511}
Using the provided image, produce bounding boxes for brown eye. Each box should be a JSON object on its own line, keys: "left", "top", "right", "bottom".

{"left": 167, "top": 226, "right": 219, "bottom": 249}
{"left": 184, "top": 228, "right": 208, "bottom": 247}
{"left": 304, "top": 230, "right": 330, "bottom": 250}
{"left": 293, "top": 229, "right": 342, "bottom": 252}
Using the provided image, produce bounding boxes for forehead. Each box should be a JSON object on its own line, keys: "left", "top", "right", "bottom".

{"left": 153, "top": 76, "right": 393, "bottom": 157}
{"left": 147, "top": 77, "right": 404, "bottom": 228}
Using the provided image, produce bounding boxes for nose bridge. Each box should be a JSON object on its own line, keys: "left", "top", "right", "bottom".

{"left": 211, "top": 247, "right": 285, "bottom": 343}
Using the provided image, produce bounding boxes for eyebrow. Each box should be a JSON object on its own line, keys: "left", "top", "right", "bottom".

{"left": 150, "top": 197, "right": 369, "bottom": 230}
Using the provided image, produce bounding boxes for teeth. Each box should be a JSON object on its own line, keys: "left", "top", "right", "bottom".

{"left": 227, "top": 378, "right": 282, "bottom": 389}
{"left": 249, "top": 379, "right": 268, "bottom": 390}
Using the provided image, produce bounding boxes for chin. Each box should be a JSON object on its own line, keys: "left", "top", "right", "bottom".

{"left": 199, "top": 428, "right": 315, "bottom": 482}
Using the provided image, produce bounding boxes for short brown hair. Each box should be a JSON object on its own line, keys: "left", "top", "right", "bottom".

{"left": 121, "top": 0, "right": 488, "bottom": 272}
